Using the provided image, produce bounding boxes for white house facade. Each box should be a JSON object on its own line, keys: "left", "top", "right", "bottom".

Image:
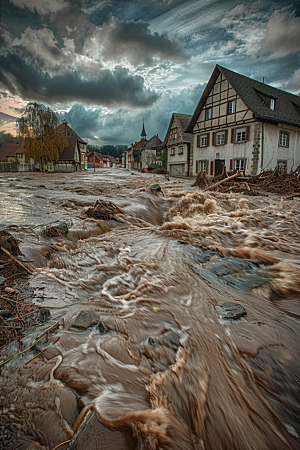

{"left": 163, "top": 113, "right": 191, "bottom": 177}
{"left": 186, "top": 65, "right": 300, "bottom": 177}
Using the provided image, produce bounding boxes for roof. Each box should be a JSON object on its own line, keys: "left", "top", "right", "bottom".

{"left": 0, "top": 142, "right": 24, "bottom": 161}
{"left": 125, "top": 140, "right": 148, "bottom": 152}
{"left": 186, "top": 65, "right": 300, "bottom": 132}
{"left": 56, "top": 122, "right": 88, "bottom": 144}
{"left": 163, "top": 113, "right": 192, "bottom": 147}
{"left": 145, "top": 135, "right": 162, "bottom": 150}
{"left": 59, "top": 136, "right": 78, "bottom": 161}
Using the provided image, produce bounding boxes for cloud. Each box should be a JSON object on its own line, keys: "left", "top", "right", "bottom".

{"left": 60, "top": 104, "right": 103, "bottom": 140}
{"left": 83, "top": 15, "right": 189, "bottom": 67}
{"left": 261, "top": 10, "right": 300, "bottom": 59}
{"left": 287, "top": 68, "right": 300, "bottom": 93}
{"left": 0, "top": 52, "right": 159, "bottom": 107}
{"left": 9, "top": 0, "right": 66, "bottom": 15}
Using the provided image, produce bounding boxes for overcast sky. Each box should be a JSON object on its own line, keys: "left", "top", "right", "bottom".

{"left": 0, "top": 0, "right": 300, "bottom": 146}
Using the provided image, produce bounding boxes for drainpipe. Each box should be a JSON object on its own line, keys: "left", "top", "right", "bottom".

{"left": 261, "top": 122, "right": 264, "bottom": 171}
{"left": 187, "top": 143, "right": 190, "bottom": 177}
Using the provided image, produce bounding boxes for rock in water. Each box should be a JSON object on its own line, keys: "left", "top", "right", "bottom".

{"left": 41, "top": 222, "right": 69, "bottom": 238}
{"left": 215, "top": 302, "right": 246, "bottom": 320}
{"left": 85, "top": 199, "right": 124, "bottom": 220}
{"left": 149, "top": 184, "right": 161, "bottom": 192}
{"left": 71, "top": 311, "right": 99, "bottom": 329}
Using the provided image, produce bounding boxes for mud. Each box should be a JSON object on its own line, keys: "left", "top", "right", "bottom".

{"left": 0, "top": 168, "right": 299, "bottom": 450}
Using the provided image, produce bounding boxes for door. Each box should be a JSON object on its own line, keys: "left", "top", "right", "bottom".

{"left": 214, "top": 159, "right": 225, "bottom": 176}
{"left": 170, "top": 164, "right": 184, "bottom": 177}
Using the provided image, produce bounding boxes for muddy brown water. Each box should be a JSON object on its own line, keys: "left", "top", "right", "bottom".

{"left": 0, "top": 169, "right": 300, "bottom": 450}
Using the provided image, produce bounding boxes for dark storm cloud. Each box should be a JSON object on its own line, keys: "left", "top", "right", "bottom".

{"left": 0, "top": 52, "right": 159, "bottom": 107}
{"left": 83, "top": 16, "right": 189, "bottom": 67}
{"left": 60, "top": 104, "right": 102, "bottom": 140}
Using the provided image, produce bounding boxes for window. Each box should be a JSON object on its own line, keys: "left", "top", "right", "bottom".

{"left": 234, "top": 159, "right": 246, "bottom": 171}
{"left": 216, "top": 131, "right": 225, "bottom": 145}
{"left": 206, "top": 108, "right": 212, "bottom": 120}
{"left": 170, "top": 148, "right": 175, "bottom": 155}
{"left": 198, "top": 134, "right": 208, "bottom": 147}
{"left": 228, "top": 100, "right": 236, "bottom": 114}
{"left": 279, "top": 131, "right": 289, "bottom": 147}
{"left": 80, "top": 143, "right": 85, "bottom": 149}
{"left": 270, "top": 99, "right": 275, "bottom": 110}
{"left": 17, "top": 153, "right": 23, "bottom": 160}
{"left": 196, "top": 160, "right": 208, "bottom": 173}
{"left": 236, "top": 127, "right": 246, "bottom": 143}
{"left": 178, "top": 146, "right": 183, "bottom": 154}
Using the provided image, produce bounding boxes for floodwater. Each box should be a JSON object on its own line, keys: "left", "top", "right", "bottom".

{"left": 0, "top": 169, "right": 300, "bottom": 450}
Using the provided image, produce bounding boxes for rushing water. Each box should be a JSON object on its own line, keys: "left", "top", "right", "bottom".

{"left": 0, "top": 169, "right": 300, "bottom": 450}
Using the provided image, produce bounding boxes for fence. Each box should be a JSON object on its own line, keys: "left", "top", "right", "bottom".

{"left": 0, "top": 162, "right": 34, "bottom": 172}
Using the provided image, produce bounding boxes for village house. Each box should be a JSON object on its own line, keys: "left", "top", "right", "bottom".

{"left": 186, "top": 65, "right": 300, "bottom": 178}
{"left": 122, "top": 121, "right": 162, "bottom": 171}
{"left": 163, "top": 113, "right": 192, "bottom": 176}
{"left": 87, "top": 151, "right": 115, "bottom": 168}
{"left": 0, "top": 122, "right": 88, "bottom": 172}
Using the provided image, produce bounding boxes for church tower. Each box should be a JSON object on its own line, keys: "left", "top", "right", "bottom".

{"left": 141, "top": 119, "right": 147, "bottom": 141}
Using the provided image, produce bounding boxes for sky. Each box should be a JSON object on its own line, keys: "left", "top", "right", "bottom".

{"left": 0, "top": 0, "right": 300, "bottom": 146}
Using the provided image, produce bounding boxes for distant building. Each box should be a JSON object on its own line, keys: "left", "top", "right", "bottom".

{"left": 57, "top": 122, "right": 88, "bottom": 170}
{"left": 87, "top": 152, "right": 115, "bottom": 168}
{"left": 186, "top": 65, "right": 300, "bottom": 177}
{"left": 123, "top": 121, "right": 162, "bottom": 171}
{"left": 163, "top": 113, "right": 192, "bottom": 177}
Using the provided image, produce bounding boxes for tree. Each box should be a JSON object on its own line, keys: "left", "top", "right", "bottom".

{"left": 17, "top": 102, "right": 67, "bottom": 170}
{"left": 161, "top": 148, "right": 167, "bottom": 169}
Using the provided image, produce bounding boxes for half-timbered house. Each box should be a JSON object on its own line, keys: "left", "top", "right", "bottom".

{"left": 163, "top": 113, "right": 191, "bottom": 177}
{"left": 186, "top": 65, "right": 300, "bottom": 177}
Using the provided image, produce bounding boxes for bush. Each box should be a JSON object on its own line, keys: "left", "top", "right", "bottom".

{"left": 152, "top": 168, "right": 166, "bottom": 174}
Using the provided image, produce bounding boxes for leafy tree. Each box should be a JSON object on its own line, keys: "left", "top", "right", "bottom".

{"left": 161, "top": 148, "right": 167, "bottom": 169}
{"left": 87, "top": 144, "right": 127, "bottom": 158}
{"left": 17, "top": 102, "right": 67, "bottom": 170}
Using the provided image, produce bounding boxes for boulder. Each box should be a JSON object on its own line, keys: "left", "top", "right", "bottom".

{"left": 215, "top": 302, "right": 246, "bottom": 320}
{"left": 41, "top": 222, "right": 69, "bottom": 238}
{"left": 71, "top": 310, "right": 99, "bottom": 330}
{"left": 149, "top": 184, "right": 161, "bottom": 192}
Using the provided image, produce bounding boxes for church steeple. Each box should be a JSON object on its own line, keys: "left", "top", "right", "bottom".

{"left": 141, "top": 119, "right": 147, "bottom": 140}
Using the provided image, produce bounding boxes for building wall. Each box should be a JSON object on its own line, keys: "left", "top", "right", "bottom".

{"left": 263, "top": 123, "right": 300, "bottom": 172}
{"left": 167, "top": 143, "right": 189, "bottom": 176}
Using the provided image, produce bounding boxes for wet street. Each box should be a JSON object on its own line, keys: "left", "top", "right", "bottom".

{"left": 0, "top": 168, "right": 300, "bottom": 450}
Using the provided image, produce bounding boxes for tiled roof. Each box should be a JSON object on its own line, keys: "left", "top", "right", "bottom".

{"left": 145, "top": 135, "right": 162, "bottom": 150}
{"left": 125, "top": 140, "right": 148, "bottom": 151}
{"left": 59, "top": 136, "right": 78, "bottom": 161}
{"left": 186, "top": 65, "right": 300, "bottom": 132}
{"left": 0, "top": 142, "right": 24, "bottom": 161}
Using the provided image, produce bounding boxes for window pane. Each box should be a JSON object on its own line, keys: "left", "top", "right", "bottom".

{"left": 216, "top": 132, "right": 225, "bottom": 145}
{"left": 200, "top": 135, "right": 207, "bottom": 147}
{"left": 236, "top": 129, "right": 246, "bottom": 142}
{"left": 228, "top": 101, "right": 235, "bottom": 114}
{"left": 280, "top": 133, "right": 288, "bottom": 146}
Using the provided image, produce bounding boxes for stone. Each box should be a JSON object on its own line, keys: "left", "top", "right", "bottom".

{"left": 149, "top": 184, "right": 161, "bottom": 192}
{"left": 0, "top": 265, "right": 5, "bottom": 269}
{"left": 4, "top": 287, "right": 15, "bottom": 293}
{"left": 0, "top": 276, "right": 6, "bottom": 284}
{"left": 98, "top": 318, "right": 109, "bottom": 334}
{"left": 41, "top": 222, "right": 69, "bottom": 238}
{"left": 72, "top": 310, "right": 99, "bottom": 329}
{"left": 215, "top": 302, "right": 246, "bottom": 320}
{"left": 37, "top": 308, "right": 51, "bottom": 323}
{"left": 148, "top": 337, "right": 156, "bottom": 346}
{"left": 0, "top": 310, "right": 12, "bottom": 318}
{"left": 178, "top": 240, "right": 187, "bottom": 245}
{"left": 85, "top": 199, "right": 124, "bottom": 220}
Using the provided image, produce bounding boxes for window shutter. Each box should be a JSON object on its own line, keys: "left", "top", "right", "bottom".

{"left": 196, "top": 161, "right": 199, "bottom": 173}
{"left": 231, "top": 128, "right": 235, "bottom": 143}
{"left": 212, "top": 132, "right": 216, "bottom": 146}
{"left": 246, "top": 126, "right": 250, "bottom": 142}
{"left": 230, "top": 159, "right": 232, "bottom": 170}
{"left": 205, "top": 160, "right": 208, "bottom": 173}
{"left": 286, "top": 132, "right": 290, "bottom": 147}
{"left": 207, "top": 133, "right": 210, "bottom": 147}
{"left": 224, "top": 129, "right": 228, "bottom": 144}
{"left": 197, "top": 135, "right": 200, "bottom": 147}
{"left": 210, "top": 161, "right": 214, "bottom": 176}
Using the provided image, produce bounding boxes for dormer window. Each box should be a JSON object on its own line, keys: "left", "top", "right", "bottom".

{"left": 228, "top": 100, "right": 236, "bottom": 114}
{"left": 270, "top": 99, "right": 275, "bottom": 110}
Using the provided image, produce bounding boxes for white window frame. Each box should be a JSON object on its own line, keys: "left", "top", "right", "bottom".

{"left": 234, "top": 159, "right": 246, "bottom": 171}
{"left": 228, "top": 100, "right": 236, "bottom": 114}
{"left": 279, "top": 132, "right": 288, "bottom": 147}
{"left": 216, "top": 131, "right": 225, "bottom": 146}
{"left": 198, "top": 160, "right": 207, "bottom": 172}
{"left": 236, "top": 127, "right": 246, "bottom": 143}
{"left": 199, "top": 134, "right": 208, "bottom": 147}
{"left": 270, "top": 99, "right": 275, "bottom": 110}
{"left": 206, "top": 108, "right": 212, "bottom": 120}
{"left": 178, "top": 146, "right": 183, "bottom": 154}
{"left": 17, "top": 153, "right": 23, "bottom": 160}
{"left": 170, "top": 148, "right": 175, "bottom": 155}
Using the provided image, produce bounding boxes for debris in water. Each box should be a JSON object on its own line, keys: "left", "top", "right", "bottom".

{"left": 215, "top": 302, "right": 246, "bottom": 320}
{"left": 85, "top": 199, "right": 124, "bottom": 220}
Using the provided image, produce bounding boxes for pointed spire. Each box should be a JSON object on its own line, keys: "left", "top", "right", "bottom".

{"left": 141, "top": 119, "right": 147, "bottom": 140}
